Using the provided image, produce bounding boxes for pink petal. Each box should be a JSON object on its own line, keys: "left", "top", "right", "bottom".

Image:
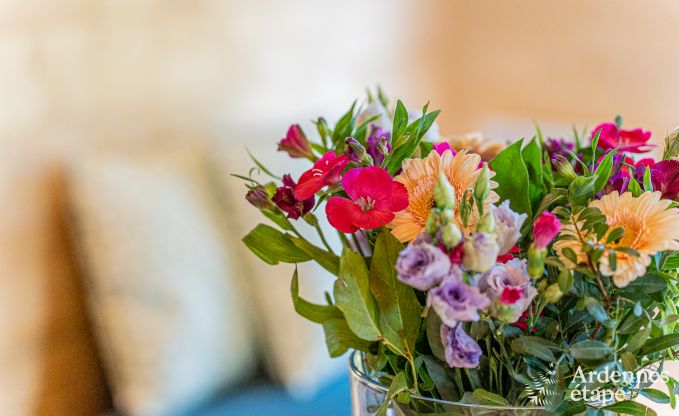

{"left": 326, "top": 197, "right": 360, "bottom": 233}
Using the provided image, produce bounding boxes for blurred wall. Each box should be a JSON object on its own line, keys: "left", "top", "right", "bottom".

{"left": 417, "top": 1, "right": 679, "bottom": 144}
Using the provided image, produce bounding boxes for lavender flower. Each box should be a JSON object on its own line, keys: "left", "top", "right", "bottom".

{"left": 477, "top": 259, "right": 537, "bottom": 323}
{"left": 545, "top": 137, "right": 574, "bottom": 163}
{"left": 396, "top": 243, "right": 451, "bottom": 291}
{"left": 441, "top": 323, "right": 482, "bottom": 369}
{"left": 492, "top": 201, "right": 527, "bottom": 254}
{"left": 429, "top": 270, "right": 491, "bottom": 325}
{"left": 462, "top": 232, "right": 500, "bottom": 273}
{"left": 367, "top": 127, "right": 391, "bottom": 166}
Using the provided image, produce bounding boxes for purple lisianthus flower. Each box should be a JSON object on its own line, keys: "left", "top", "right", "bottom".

{"left": 477, "top": 259, "right": 537, "bottom": 324}
{"left": 441, "top": 323, "right": 482, "bottom": 369}
{"left": 429, "top": 269, "right": 491, "bottom": 325}
{"left": 492, "top": 201, "right": 527, "bottom": 255}
{"left": 545, "top": 138, "right": 574, "bottom": 163}
{"left": 396, "top": 243, "right": 451, "bottom": 291}
{"left": 367, "top": 127, "right": 391, "bottom": 166}
{"left": 272, "top": 175, "right": 315, "bottom": 220}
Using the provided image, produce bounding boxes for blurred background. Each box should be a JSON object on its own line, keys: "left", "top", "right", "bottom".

{"left": 1, "top": 1, "right": 678, "bottom": 415}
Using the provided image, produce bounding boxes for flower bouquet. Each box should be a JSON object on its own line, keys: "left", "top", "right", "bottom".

{"left": 239, "top": 91, "right": 679, "bottom": 415}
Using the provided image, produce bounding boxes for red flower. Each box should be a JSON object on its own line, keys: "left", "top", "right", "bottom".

{"left": 497, "top": 246, "right": 520, "bottom": 263}
{"left": 633, "top": 159, "right": 679, "bottom": 201}
{"left": 512, "top": 308, "right": 540, "bottom": 332}
{"left": 591, "top": 122, "right": 653, "bottom": 153}
{"left": 325, "top": 166, "right": 408, "bottom": 233}
{"left": 499, "top": 287, "right": 523, "bottom": 305}
{"left": 438, "top": 241, "right": 464, "bottom": 265}
{"left": 278, "top": 124, "right": 314, "bottom": 159}
{"left": 272, "top": 175, "right": 315, "bottom": 220}
{"left": 294, "top": 152, "right": 350, "bottom": 200}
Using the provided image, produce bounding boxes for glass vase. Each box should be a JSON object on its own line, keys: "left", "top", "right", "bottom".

{"left": 349, "top": 350, "right": 549, "bottom": 416}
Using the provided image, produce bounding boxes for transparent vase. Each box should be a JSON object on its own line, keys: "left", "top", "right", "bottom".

{"left": 349, "top": 350, "right": 549, "bottom": 416}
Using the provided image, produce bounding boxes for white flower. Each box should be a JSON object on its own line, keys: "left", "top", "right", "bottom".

{"left": 492, "top": 200, "right": 527, "bottom": 254}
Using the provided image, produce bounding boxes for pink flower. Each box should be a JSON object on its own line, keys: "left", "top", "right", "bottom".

{"left": 325, "top": 166, "right": 408, "bottom": 233}
{"left": 634, "top": 159, "right": 679, "bottom": 201}
{"left": 533, "top": 211, "right": 561, "bottom": 250}
{"left": 277, "top": 124, "right": 314, "bottom": 159}
{"left": 591, "top": 122, "right": 653, "bottom": 153}
{"left": 433, "top": 142, "right": 456, "bottom": 156}
{"left": 294, "top": 152, "right": 350, "bottom": 200}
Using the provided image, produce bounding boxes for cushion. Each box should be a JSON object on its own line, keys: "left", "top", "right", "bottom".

{"left": 0, "top": 148, "right": 110, "bottom": 416}
{"left": 66, "top": 144, "right": 256, "bottom": 416}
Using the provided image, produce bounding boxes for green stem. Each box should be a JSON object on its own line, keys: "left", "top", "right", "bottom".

{"left": 313, "top": 223, "right": 335, "bottom": 253}
{"left": 337, "top": 231, "right": 350, "bottom": 249}
{"left": 351, "top": 233, "right": 366, "bottom": 257}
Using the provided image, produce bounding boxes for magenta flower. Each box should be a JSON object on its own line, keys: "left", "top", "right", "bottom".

{"left": 591, "top": 122, "right": 653, "bottom": 153}
{"left": 441, "top": 323, "right": 482, "bottom": 369}
{"left": 272, "top": 175, "right": 315, "bottom": 220}
{"left": 433, "top": 142, "right": 456, "bottom": 156}
{"left": 294, "top": 152, "right": 350, "bottom": 200}
{"left": 633, "top": 159, "right": 679, "bottom": 200}
{"left": 325, "top": 166, "right": 408, "bottom": 233}
{"left": 533, "top": 211, "right": 561, "bottom": 250}
{"left": 545, "top": 138, "right": 574, "bottom": 162}
{"left": 277, "top": 124, "right": 314, "bottom": 159}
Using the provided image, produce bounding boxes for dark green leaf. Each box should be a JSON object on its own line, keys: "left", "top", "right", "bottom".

{"left": 471, "top": 389, "right": 509, "bottom": 406}
{"left": 640, "top": 388, "right": 670, "bottom": 404}
{"left": 602, "top": 400, "right": 657, "bottom": 416}
{"left": 426, "top": 310, "right": 446, "bottom": 362}
{"left": 620, "top": 351, "right": 637, "bottom": 371}
{"left": 422, "top": 355, "right": 459, "bottom": 402}
{"left": 242, "top": 224, "right": 311, "bottom": 265}
{"left": 322, "top": 318, "right": 373, "bottom": 357}
{"left": 511, "top": 336, "right": 557, "bottom": 362}
{"left": 522, "top": 139, "right": 546, "bottom": 212}
{"left": 626, "top": 324, "right": 651, "bottom": 353}
{"left": 570, "top": 340, "right": 612, "bottom": 361}
{"left": 334, "top": 248, "right": 381, "bottom": 341}
{"left": 641, "top": 334, "right": 679, "bottom": 356}
{"left": 369, "top": 230, "right": 422, "bottom": 356}
{"left": 585, "top": 297, "right": 608, "bottom": 323}
{"left": 375, "top": 372, "right": 409, "bottom": 416}
{"left": 554, "top": 400, "right": 586, "bottom": 416}
{"left": 291, "top": 269, "right": 343, "bottom": 324}
{"left": 489, "top": 139, "right": 532, "bottom": 217}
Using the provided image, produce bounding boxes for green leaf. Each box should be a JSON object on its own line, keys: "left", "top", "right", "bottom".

{"left": 375, "top": 372, "right": 409, "bottom": 416}
{"left": 568, "top": 175, "right": 597, "bottom": 207}
{"left": 511, "top": 336, "right": 558, "bottom": 361}
{"left": 471, "top": 389, "right": 509, "bottom": 406}
{"left": 640, "top": 388, "right": 671, "bottom": 404}
{"left": 602, "top": 400, "right": 657, "bottom": 416}
{"left": 554, "top": 400, "right": 586, "bottom": 416}
{"left": 242, "top": 224, "right": 311, "bottom": 265}
{"left": 593, "top": 149, "right": 616, "bottom": 192}
{"left": 246, "top": 148, "right": 281, "bottom": 179}
{"left": 641, "top": 333, "right": 679, "bottom": 356}
{"left": 384, "top": 104, "right": 440, "bottom": 175}
{"left": 626, "top": 324, "right": 651, "bottom": 353}
{"left": 643, "top": 166, "right": 654, "bottom": 192}
{"left": 522, "top": 139, "right": 546, "bottom": 212}
{"left": 591, "top": 129, "right": 601, "bottom": 164}
{"left": 426, "top": 311, "right": 446, "bottom": 362}
{"left": 291, "top": 269, "right": 343, "bottom": 324}
{"left": 620, "top": 351, "right": 637, "bottom": 371}
{"left": 628, "top": 176, "right": 643, "bottom": 197}
{"left": 290, "top": 236, "right": 340, "bottom": 275}
{"left": 585, "top": 297, "right": 609, "bottom": 323}
{"left": 331, "top": 101, "right": 357, "bottom": 147}
{"left": 606, "top": 227, "right": 624, "bottom": 244}
{"left": 369, "top": 230, "right": 422, "bottom": 356}
{"left": 334, "top": 248, "right": 381, "bottom": 341}
{"left": 422, "top": 355, "right": 459, "bottom": 402}
{"left": 570, "top": 340, "right": 612, "bottom": 361}
{"left": 391, "top": 100, "right": 409, "bottom": 146}
{"left": 322, "top": 318, "right": 373, "bottom": 357}
{"left": 489, "top": 139, "right": 532, "bottom": 217}
{"left": 621, "top": 272, "right": 667, "bottom": 298}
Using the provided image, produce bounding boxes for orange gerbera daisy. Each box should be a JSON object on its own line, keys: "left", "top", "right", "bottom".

{"left": 555, "top": 191, "right": 679, "bottom": 287}
{"left": 388, "top": 149, "right": 497, "bottom": 242}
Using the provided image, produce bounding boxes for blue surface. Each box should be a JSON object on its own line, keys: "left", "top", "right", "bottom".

{"left": 192, "top": 375, "right": 351, "bottom": 416}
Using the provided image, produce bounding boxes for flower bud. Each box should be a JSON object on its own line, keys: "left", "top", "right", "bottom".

{"left": 435, "top": 173, "right": 456, "bottom": 209}
{"left": 527, "top": 244, "right": 546, "bottom": 279}
{"left": 473, "top": 163, "right": 491, "bottom": 203}
{"left": 441, "top": 223, "right": 462, "bottom": 248}
{"left": 440, "top": 208, "right": 455, "bottom": 224}
{"left": 553, "top": 155, "right": 578, "bottom": 181}
{"left": 316, "top": 117, "right": 330, "bottom": 141}
{"left": 278, "top": 124, "right": 314, "bottom": 159}
{"left": 476, "top": 211, "right": 496, "bottom": 234}
{"left": 303, "top": 212, "right": 318, "bottom": 226}
{"left": 246, "top": 185, "right": 276, "bottom": 211}
{"left": 344, "top": 137, "right": 373, "bottom": 165}
{"left": 533, "top": 211, "right": 562, "bottom": 250}
{"left": 462, "top": 232, "right": 500, "bottom": 273}
{"left": 425, "top": 210, "right": 440, "bottom": 234}
{"left": 543, "top": 283, "right": 563, "bottom": 303}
